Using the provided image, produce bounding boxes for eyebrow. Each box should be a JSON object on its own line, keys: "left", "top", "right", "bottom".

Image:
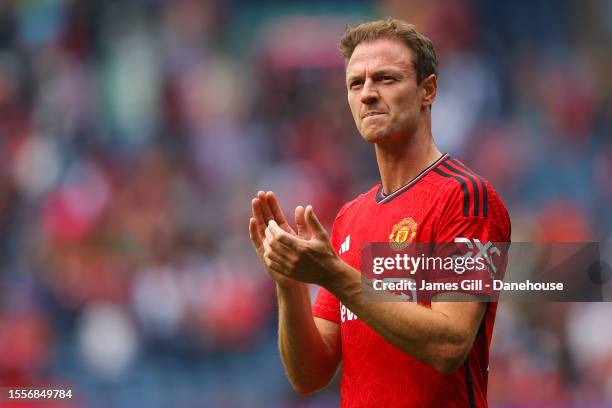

{"left": 346, "top": 67, "right": 409, "bottom": 83}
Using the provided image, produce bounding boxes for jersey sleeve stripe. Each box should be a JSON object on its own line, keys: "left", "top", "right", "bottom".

{"left": 440, "top": 161, "right": 481, "bottom": 217}
{"left": 449, "top": 159, "right": 489, "bottom": 217}
{"left": 433, "top": 167, "right": 470, "bottom": 216}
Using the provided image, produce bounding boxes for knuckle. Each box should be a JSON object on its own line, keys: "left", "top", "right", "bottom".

{"left": 288, "top": 253, "right": 299, "bottom": 265}
{"left": 270, "top": 239, "right": 281, "bottom": 251}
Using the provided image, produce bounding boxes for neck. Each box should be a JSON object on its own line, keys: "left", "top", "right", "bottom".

{"left": 374, "top": 123, "right": 441, "bottom": 195}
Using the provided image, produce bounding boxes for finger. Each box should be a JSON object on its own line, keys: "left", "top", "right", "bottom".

{"left": 267, "top": 261, "right": 290, "bottom": 278}
{"left": 252, "top": 198, "right": 268, "bottom": 230}
{"left": 265, "top": 191, "right": 290, "bottom": 229}
{"left": 263, "top": 238, "right": 293, "bottom": 266}
{"left": 265, "top": 222, "right": 293, "bottom": 253}
{"left": 264, "top": 222, "right": 274, "bottom": 243}
{"left": 249, "top": 217, "right": 263, "bottom": 248}
{"left": 265, "top": 257, "right": 288, "bottom": 276}
{"left": 294, "top": 206, "right": 309, "bottom": 239}
{"left": 257, "top": 191, "right": 274, "bottom": 224}
{"left": 305, "top": 205, "right": 328, "bottom": 240}
{"left": 269, "top": 220, "right": 303, "bottom": 251}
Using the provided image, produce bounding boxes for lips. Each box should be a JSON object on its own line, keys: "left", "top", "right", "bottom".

{"left": 362, "top": 112, "right": 386, "bottom": 119}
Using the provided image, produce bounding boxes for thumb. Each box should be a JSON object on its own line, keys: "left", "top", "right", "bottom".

{"left": 294, "top": 206, "right": 309, "bottom": 239}
{"left": 305, "top": 205, "right": 328, "bottom": 240}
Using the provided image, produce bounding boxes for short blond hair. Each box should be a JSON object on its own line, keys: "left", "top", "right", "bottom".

{"left": 339, "top": 18, "right": 438, "bottom": 85}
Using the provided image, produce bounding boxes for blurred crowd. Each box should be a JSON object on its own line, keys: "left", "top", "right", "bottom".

{"left": 0, "top": 0, "right": 610, "bottom": 407}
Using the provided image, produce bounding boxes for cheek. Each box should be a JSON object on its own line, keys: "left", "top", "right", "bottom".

{"left": 388, "top": 96, "right": 419, "bottom": 130}
{"left": 348, "top": 98, "right": 361, "bottom": 123}
{"left": 393, "top": 93, "right": 419, "bottom": 118}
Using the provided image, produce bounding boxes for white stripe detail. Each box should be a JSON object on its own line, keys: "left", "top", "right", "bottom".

{"left": 339, "top": 235, "right": 351, "bottom": 254}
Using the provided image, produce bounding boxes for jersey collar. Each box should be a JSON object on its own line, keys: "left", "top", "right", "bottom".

{"left": 376, "top": 153, "right": 449, "bottom": 204}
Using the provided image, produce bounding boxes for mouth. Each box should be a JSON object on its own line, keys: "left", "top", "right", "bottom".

{"left": 362, "top": 112, "right": 386, "bottom": 119}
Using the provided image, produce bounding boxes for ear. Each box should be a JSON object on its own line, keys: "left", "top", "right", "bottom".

{"left": 420, "top": 74, "right": 437, "bottom": 109}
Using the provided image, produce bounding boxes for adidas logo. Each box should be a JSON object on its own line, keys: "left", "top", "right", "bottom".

{"left": 339, "top": 235, "right": 350, "bottom": 254}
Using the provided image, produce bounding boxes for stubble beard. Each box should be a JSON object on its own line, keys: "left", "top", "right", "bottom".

{"left": 360, "top": 121, "right": 403, "bottom": 145}
{"left": 361, "top": 121, "right": 421, "bottom": 148}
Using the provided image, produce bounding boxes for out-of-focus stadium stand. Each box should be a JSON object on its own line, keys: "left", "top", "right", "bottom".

{"left": 0, "top": 0, "right": 610, "bottom": 407}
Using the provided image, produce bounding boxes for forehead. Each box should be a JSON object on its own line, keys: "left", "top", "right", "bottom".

{"left": 346, "top": 38, "right": 414, "bottom": 76}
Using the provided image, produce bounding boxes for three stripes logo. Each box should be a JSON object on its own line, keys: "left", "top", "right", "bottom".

{"left": 339, "top": 235, "right": 350, "bottom": 254}
{"left": 434, "top": 159, "right": 489, "bottom": 217}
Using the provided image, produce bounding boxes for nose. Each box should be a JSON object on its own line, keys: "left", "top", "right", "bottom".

{"left": 360, "top": 78, "right": 378, "bottom": 105}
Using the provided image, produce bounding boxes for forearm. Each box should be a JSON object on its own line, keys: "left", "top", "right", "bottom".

{"left": 277, "top": 282, "right": 339, "bottom": 393}
{"left": 325, "top": 261, "right": 477, "bottom": 374}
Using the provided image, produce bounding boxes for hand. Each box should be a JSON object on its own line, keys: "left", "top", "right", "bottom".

{"left": 249, "top": 191, "right": 303, "bottom": 286}
{"left": 263, "top": 205, "right": 341, "bottom": 288}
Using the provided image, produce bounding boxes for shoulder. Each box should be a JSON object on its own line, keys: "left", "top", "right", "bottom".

{"left": 432, "top": 157, "right": 511, "bottom": 241}
{"left": 334, "top": 184, "right": 379, "bottom": 222}
{"left": 433, "top": 157, "right": 508, "bottom": 219}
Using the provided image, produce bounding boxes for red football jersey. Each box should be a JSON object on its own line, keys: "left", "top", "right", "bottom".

{"left": 312, "top": 154, "right": 511, "bottom": 407}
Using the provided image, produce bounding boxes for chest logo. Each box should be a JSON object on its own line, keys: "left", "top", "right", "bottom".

{"left": 389, "top": 217, "right": 418, "bottom": 249}
{"left": 339, "top": 235, "right": 351, "bottom": 254}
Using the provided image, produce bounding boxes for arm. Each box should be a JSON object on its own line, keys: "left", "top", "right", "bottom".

{"left": 249, "top": 192, "right": 341, "bottom": 392}
{"left": 277, "top": 282, "right": 341, "bottom": 394}
{"left": 264, "top": 205, "right": 486, "bottom": 375}
{"left": 323, "top": 260, "right": 485, "bottom": 375}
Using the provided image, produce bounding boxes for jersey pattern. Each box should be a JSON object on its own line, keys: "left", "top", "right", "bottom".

{"left": 312, "top": 154, "right": 511, "bottom": 408}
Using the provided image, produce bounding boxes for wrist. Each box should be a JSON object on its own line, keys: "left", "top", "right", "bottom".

{"left": 276, "top": 279, "right": 306, "bottom": 294}
{"left": 320, "top": 255, "right": 351, "bottom": 293}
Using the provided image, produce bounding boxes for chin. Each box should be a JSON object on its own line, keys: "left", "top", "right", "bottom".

{"left": 360, "top": 126, "right": 390, "bottom": 144}
{"left": 363, "top": 134, "right": 387, "bottom": 144}
{"left": 361, "top": 129, "right": 397, "bottom": 145}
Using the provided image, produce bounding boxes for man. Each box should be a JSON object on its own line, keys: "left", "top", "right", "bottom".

{"left": 249, "top": 19, "right": 510, "bottom": 407}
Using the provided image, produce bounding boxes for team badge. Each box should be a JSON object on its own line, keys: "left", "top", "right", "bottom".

{"left": 389, "top": 217, "right": 418, "bottom": 250}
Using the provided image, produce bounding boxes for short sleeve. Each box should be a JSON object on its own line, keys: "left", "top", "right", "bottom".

{"left": 428, "top": 180, "right": 511, "bottom": 298}
{"left": 312, "top": 286, "right": 340, "bottom": 323}
{"left": 436, "top": 179, "right": 510, "bottom": 244}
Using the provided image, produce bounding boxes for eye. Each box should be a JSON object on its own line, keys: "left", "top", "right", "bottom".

{"left": 349, "top": 80, "right": 363, "bottom": 89}
{"left": 381, "top": 75, "right": 395, "bottom": 82}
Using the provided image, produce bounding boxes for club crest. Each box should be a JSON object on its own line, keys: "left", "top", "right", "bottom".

{"left": 389, "top": 217, "right": 418, "bottom": 249}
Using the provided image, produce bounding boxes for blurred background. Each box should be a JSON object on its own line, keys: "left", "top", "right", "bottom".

{"left": 0, "top": 0, "right": 610, "bottom": 407}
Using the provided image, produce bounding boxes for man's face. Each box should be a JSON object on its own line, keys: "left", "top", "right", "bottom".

{"left": 346, "top": 38, "right": 425, "bottom": 144}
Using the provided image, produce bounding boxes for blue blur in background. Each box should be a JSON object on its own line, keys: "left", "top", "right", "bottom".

{"left": 0, "top": 0, "right": 611, "bottom": 407}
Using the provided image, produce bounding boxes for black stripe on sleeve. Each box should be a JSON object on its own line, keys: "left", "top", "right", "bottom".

{"left": 433, "top": 168, "right": 470, "bottom": 217}
{"left": 441, "top": 161, "right": 480, "bottom": 217}
{"left": 451, "top": 159, "right": 488, "bottom": 217}
{"left": 464, "top": 359, "right": 477, "bottom": 408}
